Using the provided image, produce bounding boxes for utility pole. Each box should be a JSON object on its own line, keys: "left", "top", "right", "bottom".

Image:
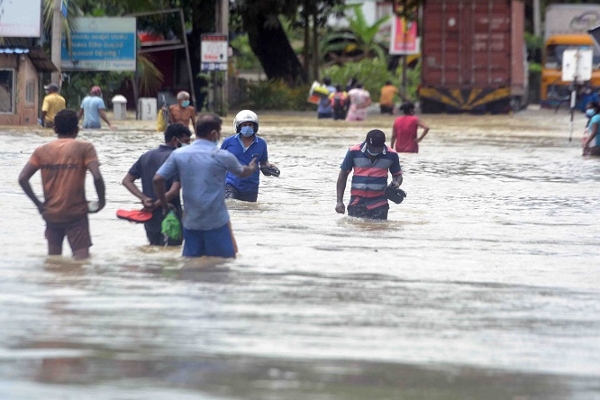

{"left": 214, "top": 0, "right": 229, "bottom": 115}
{"left": 533, "top": 0, "right": 541, "bottom": 37}
{"left": 51, "top": 0, "right": 62, "bottom": 85}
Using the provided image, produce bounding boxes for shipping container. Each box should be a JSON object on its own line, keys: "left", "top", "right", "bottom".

{"left": 418, "top": 0, "right": 527, "bottom": 113}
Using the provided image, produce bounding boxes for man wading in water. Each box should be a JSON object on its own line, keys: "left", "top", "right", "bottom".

{"left": 336, "top": 129, "right": 403, "bottom": 220}
{"left": 19, "top": 109, "right": 106, "bottom": 259}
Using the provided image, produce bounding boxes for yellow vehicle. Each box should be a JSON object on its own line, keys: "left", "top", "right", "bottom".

{"left": 541, "top": 34, "right": 600, "bottom": 109}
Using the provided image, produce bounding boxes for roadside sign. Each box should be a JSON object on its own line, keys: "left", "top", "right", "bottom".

{"left": 0, "top": 0, "right": 42, "bottom": 37}
{"left": 201, "top": 34, "right": 228, "bottom": 71}
{"left": 562, "top": 48, "right": 593, "bottom": 82}
{"left": 390, "top": 15, "right": 420, "bottom": 55}
{"left": 61, "top": 17, "right": 137, "bottom": 71}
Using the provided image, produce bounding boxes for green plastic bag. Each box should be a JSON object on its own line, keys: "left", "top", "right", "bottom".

{"left": 161, "top": 210, "right": 182, "bottom": 242}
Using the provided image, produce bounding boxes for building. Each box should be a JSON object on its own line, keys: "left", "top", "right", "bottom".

{"left": 0, "top": 46, "right": 57, "bottom": 126}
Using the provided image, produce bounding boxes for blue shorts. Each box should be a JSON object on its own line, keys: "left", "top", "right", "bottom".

{"left": 182, "top": 223, "right": 235, "bottom": 258}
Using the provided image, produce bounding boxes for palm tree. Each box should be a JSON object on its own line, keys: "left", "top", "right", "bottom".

{"left": 43, "top": 0, "right": 81, "bottom": 58}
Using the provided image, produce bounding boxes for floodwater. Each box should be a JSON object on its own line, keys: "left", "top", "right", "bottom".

{"left": 1, "top": 107, "right": 599, "bottom": 400}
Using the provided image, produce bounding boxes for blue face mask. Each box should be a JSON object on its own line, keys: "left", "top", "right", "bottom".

{"left": 181, "top": 100, "right": 190, "bottom": 107}
{"left": 240, "top": 125, "right": 255, "bottom": 137}
{"left": 586, "top": 109, "right": 596, "bottom": 117}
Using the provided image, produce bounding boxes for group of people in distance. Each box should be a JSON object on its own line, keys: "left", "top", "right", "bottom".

{"left": 20, "top": 81, "right": 432, "bottom": 261}
{"left": 41, "top": 83, "right": 115, "bottom": 130}
{"left": 317, "top": 77, "right": 373, "bottom": 122}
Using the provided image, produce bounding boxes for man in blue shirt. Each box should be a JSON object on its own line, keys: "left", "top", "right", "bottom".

{"left": 78, "top": 86, "right": 114, "bottom": 129}
{"left": 221, "top": 110, "right": 278, "bottom": 202}
{"left": 122, "top": 123, "right": 191, "bottom": 246}
{"left": 153, "top": 113, "right": 258, "bottom": 258}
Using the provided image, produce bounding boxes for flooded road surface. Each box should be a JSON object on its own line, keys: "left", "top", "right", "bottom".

{"left": 1, "top": 107, "right": 599, "bottom": 399}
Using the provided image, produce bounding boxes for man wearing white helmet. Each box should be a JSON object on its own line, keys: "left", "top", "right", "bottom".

{"left": 153, "top": 113, "right": 258, "bottom": 258}
{"left": 221, "top": 110, "right": 278, "bottom": 202}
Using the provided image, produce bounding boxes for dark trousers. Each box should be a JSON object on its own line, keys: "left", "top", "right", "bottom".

{"left": 347, "top": 202, "right": 389, "bottom": 220}
{"left": 225, "top": 184, "right": 258, "bottom": 202}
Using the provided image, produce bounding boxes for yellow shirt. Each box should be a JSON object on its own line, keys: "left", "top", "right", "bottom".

{"left": 42, "top": 93, "right": 66, "bottom": 124}
{"left": 379, "top": 85, "right": 398, "bottom": 107}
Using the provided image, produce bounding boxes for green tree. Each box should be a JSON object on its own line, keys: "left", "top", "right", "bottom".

{"left": 321, "top": 4, "right": 390, "bottom": 64}
{"left": 295, "top": 0, "right": 345, "bottom": 82}
{"left": 232, "top": 0, "right": 308, "bottom": 85}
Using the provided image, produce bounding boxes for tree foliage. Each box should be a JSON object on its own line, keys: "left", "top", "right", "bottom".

{"left": 321, "top": 4, "right": 390, "bottom": 64}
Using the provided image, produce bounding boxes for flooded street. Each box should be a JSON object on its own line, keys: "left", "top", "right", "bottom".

{"left": 1, "top": 107, "right": 599, "bottom": 399}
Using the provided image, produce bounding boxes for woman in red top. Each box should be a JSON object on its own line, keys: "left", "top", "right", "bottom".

{"left": 391, "top": 102, "right": 430, "bottom": 153}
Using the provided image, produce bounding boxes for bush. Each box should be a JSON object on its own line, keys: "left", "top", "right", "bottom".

{"left": 239, "top": 80, "right": 314, "bottom": 111}
{"left": 322, "top": 58, "right": 420, "bottom": 100}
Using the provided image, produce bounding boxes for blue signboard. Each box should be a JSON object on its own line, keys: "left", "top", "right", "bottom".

{"left": 61, "top": 17, "right": 136, "bottom": 71}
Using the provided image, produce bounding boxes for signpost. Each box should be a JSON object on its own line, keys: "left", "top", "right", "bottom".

{"left": 0, "top": 0, "right": 42, "bottom": 37}
{"left": 201, "top": 34, "right": 228, "bottom": 71}
{"left": 389, "top": 15, "right": 420, "bottom": 55}
{"left": 61, "top": 17, "right": 137, "bottom": 71}
{"left": 201, "top": 34, "right": 228, "bottom": 115}
{"left": 389, "top": 12, "right": 420, "bottom": 99}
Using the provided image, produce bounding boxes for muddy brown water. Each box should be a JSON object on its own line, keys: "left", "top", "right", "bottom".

{"left": 1, "top": 107, "right": 599, "bottom": 399}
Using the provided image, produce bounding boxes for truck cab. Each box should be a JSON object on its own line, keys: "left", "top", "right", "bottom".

{"left": 541, "top": 34, "right": 600, "bottom": 109}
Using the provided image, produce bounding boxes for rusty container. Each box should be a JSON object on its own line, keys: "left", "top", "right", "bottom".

{"left": 419, "top": 0, "right": 527, "bottom": 113}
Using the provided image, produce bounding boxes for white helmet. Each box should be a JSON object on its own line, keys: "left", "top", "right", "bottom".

{"left": 233, "top": 110, "right": 259, "bottom": 133}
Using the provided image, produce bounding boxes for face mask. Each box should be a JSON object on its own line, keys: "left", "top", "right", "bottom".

{"left": 367, "top": 149, "right": 380, "bottom": 156}
{"left": 240, "top": 125, "right": 255, "bottom": 137}
{"left": 181, "top": 100, "right": 190, "bottom": 107}
{"left": 586, "top": 109, "right": 596, "bottom": 117}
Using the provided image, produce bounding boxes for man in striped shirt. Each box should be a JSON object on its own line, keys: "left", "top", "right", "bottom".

{"left": 336, "top": 129, "right": 403, "bottom": 220}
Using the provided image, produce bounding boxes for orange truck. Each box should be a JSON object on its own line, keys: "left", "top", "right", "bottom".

{"left": 540, "top": 4, "right": 600, "bottom": 109}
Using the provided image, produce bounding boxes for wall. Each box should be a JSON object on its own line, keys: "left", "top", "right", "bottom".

{"left": 17, "top": 56, "right": 38, "bottom": 125}
{"left": 0, "top": 54, "right": 40, "bottom": 126}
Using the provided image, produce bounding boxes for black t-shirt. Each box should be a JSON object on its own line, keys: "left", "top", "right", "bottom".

{"left": 128, "top": 145, "right": 182, "bottom": 233}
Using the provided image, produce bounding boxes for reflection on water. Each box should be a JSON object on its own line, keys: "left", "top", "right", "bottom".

{"left": 1, "top": 108, "right": 600, "bottom": 399}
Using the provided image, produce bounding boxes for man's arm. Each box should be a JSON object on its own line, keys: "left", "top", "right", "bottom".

{"left": 168, "top": 106, "right": 176, "bottom": 123}
{"left": 155, "top": 181, "right": 182, "bottom": 209}
{"left": 41, "top": 98, "right": 49, "bottom": 126}
{"left": 190, "top": 111, "right": 197, "bottom": 134}
{"left": 390, "top": 125, "right": 397, "bottom": 149}
{"left": 236, "top": 157, "right": 258, "bottom": 178}
{"left": 98, "top": 108, "right": 114, "bottom": 130}
{"left": 18, "top": 162, "right": 44, "bottom": 214}
{"left": 584, "top": 122, "right": 599, "bottom": 148}
{"left": 416, "top": 118, "right": 430, "bottom": 143}
{"left": 87, "top": 161, "right": 106, "bottom": 213}
{"left": 336, "top": 170, "right": 350, "bottom": 214}
{"left": 122, "top": 173, "right": 154, "bottom": 209}
{"left": 391, "top": 174, "right": 403, "bottom": 188}
{"left": 77, "top": 108, "right": 84, "bottom": 121}
{"left": 153, "top": 173, "right": 169, "bottom": 213}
